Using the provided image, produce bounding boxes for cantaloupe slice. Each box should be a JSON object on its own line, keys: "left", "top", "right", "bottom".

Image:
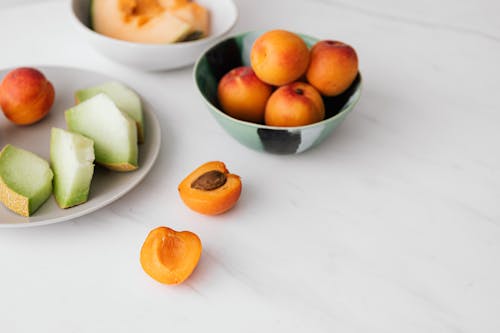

{"left": 50, "top": 128, "right": 95, "bottom": 209}
{"left": 91, "top": 0, "right": 194, "bottom": 44}
{"left": 65, "top": 93, "right": 138, "bottom": 172}
{"left": 171, "top": 3, "right": 210, "bottom": 39}
{"left": 158, "top": 0, "right": 189, "bottom": 9}
{"left": 0, "top": 144, "right": 53, "bottom": 217}
{"left": 75, "top": 81, "right": 144, "bottom": 143}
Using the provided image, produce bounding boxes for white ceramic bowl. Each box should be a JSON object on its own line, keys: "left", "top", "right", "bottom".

{"left": 70, "top": 0, "right": 238, "bottom": 71}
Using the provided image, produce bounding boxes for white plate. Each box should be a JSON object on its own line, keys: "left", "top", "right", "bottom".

{"left": 0, "top": 66, "right": 161, "bottom": 228}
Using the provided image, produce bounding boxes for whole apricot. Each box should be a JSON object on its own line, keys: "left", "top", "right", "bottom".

{"left": 306, "top": 40, "right": 358, "bottom": 96}
{"left": 265, "top": 81, "right": 325, "bottom": 127}
{"left": 0, "top": 67, "right": 55, "bottom": 125}
{"left": 140, "top": 226, "right": 202, "bottom": 285}
{"left": 178, "top": 161, "right": 242, "bottom": 215}
{"left": 250, "top": 30, "right": 310, "bottom": 86}
{"left": 217, "top": 66, "right": 273, "bottom": 123}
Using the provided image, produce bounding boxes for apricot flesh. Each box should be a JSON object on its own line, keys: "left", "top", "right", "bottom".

{"left": 217, "top": 66, "right": 273, "bottom": 123}
{"left": 265, "top": 81, "right": 325, "bottom": 127}
{"left": 0, "top": 67, "right": 55, "bottom": 125}
{"left": 140, "top": 226, "right": 202, "bottom": 285}
{"left": 306, "top": 40, "right": 358, "bottom": 96}
{"left": 250, "top": 30, "right": 310, "bottom": 86}
{"left": 178, "top": 161, "right": 242, "bottom": 215}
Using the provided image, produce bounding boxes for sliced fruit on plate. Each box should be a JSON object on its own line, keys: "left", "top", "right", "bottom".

{"left": 91, "top": 0, "right": 194, "bottom": 44}
{"left": 50, "top": 128, "right": 95, "bottom": 209}
{"left": 75, "top": 81, "right": 145, "bottom": 143}
{"left": 65, "top": 93, "right": 138, "bottom": 172}
{"left": 0, "top": 144, "right": 53, "bottom": 217}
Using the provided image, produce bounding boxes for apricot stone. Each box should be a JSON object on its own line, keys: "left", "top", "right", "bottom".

{"left": 250, "top": 30, "right": 310, "bottom": 86}
{"left": 306, "top": 40, "right": 358, "bottom": 96}
{"left": 265, "top": 81, "right": 325, "bottom": 127}
{"left": 0, "top": 67, "right": 55, "bottom": 125}
{"left": 217, "top": 66, "right": 273, "bottom": 123}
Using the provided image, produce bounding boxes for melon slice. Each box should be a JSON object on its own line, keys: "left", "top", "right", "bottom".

{"left": 65, "top": 93, "right": 138, "bottom": 172}
{"left": 75, "top": 81, "right": 144, "bottom": 143}
{"left": 171, "top": 3, "right": 210, "bottom": 39}
{"left": 0, "top": 144, "right": 53, "bottom": 217}
{"left": 91, "top": 0, "right": 194, "bottom": 44}
{"left": 50, "top": 128, "right": 95, "bottom": 209}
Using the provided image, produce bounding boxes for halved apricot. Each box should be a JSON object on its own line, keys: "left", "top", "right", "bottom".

{"left": 140, "top": 226, "right": 202, "bottom": 285}
{"left": 178, "top": 161, "right": 242, "bottom": 215}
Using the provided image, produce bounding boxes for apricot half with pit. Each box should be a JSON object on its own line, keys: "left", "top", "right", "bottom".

{"left": 178, "top": 161, "right": 242, "bottom": 215}
{"left": 140, "top": 226, "right": 202, "bottom": 285}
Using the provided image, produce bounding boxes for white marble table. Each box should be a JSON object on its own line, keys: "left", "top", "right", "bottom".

{"left": 0, "top": 0, "right": 499, "bottom": 332}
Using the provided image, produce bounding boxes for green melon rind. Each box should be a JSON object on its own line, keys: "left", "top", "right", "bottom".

{"left": 65, "top": 93, "right": 138, "bottom": 172}
{"left": 75, "top": 81, "right": 145, "bottom": 143}
{"left": 0, "top": 144, "right": 53, "bottom": 216}
{"left": 50, "top": 128, "right": 95, "bottom": 209}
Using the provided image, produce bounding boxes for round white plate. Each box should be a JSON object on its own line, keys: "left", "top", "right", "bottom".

{"left": 0, "top": 66, "right": 161, "bottom": 228}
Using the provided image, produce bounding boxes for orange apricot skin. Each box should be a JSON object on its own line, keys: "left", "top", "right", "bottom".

{"left": 0, "top": 67, "right": 55, "bottom": 125}
{"left": 217, "top": 66, "right": 273, "bottom": 123}
{"left": 250, "top": 30, "right": 310, "bottom": 86}
{"left": 265, "top": 81, "right": 325, "bottom": 127}
{"left": 140, "top": 226, "right": 202, "bottom": 285}
{"left": 178, "top": 161, "right": 242, "bottom": 215}
{"left": 306, "top": 40, "right": 358, "bottom": 96}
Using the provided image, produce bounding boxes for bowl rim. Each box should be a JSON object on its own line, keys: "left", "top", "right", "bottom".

{"left": 69, "top": 0, "right": 239, "bottom": 49}
{"left": 193, "top": 30, "right": 363, "bottom": 131}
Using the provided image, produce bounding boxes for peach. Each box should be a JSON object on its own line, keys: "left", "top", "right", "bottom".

{"left": 265, "top": 82, "right": 325, "bottom": 127}
{"left": 306, "top": 40, "right": 358, "bottom": 96}
{"left": 0, "top": 67, "right": 55, "bottom": 125}
{"left": 250, "top": 30, "right": 310, "bottom": 86}
{"left": 217, "top": 66, "right": 273, "bottom": 123}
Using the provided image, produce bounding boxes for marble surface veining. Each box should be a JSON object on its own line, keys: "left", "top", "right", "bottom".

{"left": 0, "top": 0, "right": 499, "bottom": 332}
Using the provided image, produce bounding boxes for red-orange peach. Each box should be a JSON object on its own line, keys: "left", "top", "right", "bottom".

{"left": 0, "top": 67, "right": 55, "bottom": 125}
{"left": 306, "top": 40, "right": 358, "bottom": 96}
{"left": 265, "top": 82, "right": 325, "bottom": 127}
{"left": 217, "top": 66, "right": 273, "bottom": 123}
{"left": 250, "top": 30, "right": 310, "bottom": 86}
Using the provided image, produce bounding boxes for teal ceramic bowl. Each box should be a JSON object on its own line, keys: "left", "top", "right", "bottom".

{"left": 193, "top": 31, "right": 362, "bottom": 154}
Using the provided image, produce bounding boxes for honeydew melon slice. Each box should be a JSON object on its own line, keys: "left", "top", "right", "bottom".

{"left": 91, "top": 0, "right": 194, "bottom": 44}
{"left": 50, "top": 128, "right": 95, "bottom": 209}
{"left": 0, "top": 144, "right": 53, "bottom": 217}
{"left": 75, "top": 81, "right": 145, "bottom": 143}
{"left": 65, "top": 93, "right": 138, "bottom": 172}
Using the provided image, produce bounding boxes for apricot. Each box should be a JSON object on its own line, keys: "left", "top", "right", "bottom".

{"left": 250, "top": 30, "right": 310, "bottom": 86}
{"left": 265, "top": 81, "right": 325, "bottom": 127}
{"left": 140, "top": 226, "right": 202, "bottom": 285}
{"left": 217, "top": 66, "right": 273, "bottom": 123}
{"left": 0, "top": 67, "right": 55, "bottom": 125}
{"left": 178, "top": 161, "right": 242, "bottom": 215}
{"left": 306, "top": 40, "right": 358, "bottom": 96}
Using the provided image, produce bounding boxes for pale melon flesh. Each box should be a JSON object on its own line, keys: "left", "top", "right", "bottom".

{"left": 65, "top": 93, "right": 138, "bottom": 172}
{"left": 51, "top": 128, "right": 95, "bottom": 209}
{"left": 75, "top": 81, "right": 145, "bottom": 143}
{"left": 91, "top": 0, "right": 193, "bottom": 44}
{"left": 0, "top": 144, "right": 53, "bottom": 217}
